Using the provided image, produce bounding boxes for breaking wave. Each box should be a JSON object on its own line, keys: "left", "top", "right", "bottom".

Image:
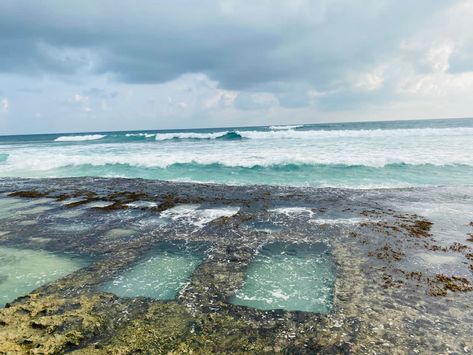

{"left": 238, "top": 127, "right": 473, "bottom": 140}
{"left": 155, "top": 131, "right": 243, "bottom": 141}
{"left": 269, "top": 125, "right": 303, "bottom": 130}
{"left": 147, "top": 127, "right": 473, "bottom": 141}
{"left": 54, "top": 134, "right": 106, "bottom": 142}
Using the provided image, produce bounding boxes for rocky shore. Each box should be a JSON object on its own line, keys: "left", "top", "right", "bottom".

{"left": 0, "top": 178, "right": 472, "bottom": 353}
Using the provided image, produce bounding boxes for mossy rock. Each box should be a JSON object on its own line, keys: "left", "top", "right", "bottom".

{"left": 74, "top": 303, "right": 274, "bottom": 354}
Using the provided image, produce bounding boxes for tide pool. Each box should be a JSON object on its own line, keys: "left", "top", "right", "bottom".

{"left": 0, "top": 246, "right": 89, "bottom": 307}
{"left": 231, "top": 242, "right": 334, "bottom": 313}
{"left": 100, "top": 241, "right": 208, "bottom": 300}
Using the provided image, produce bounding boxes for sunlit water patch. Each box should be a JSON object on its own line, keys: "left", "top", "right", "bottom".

{"left": 59, "top": 197, "right": 88, "bottom": 206}
{"left": 0, "top": 246, "right": 89, "bottom": 307}
{"left": 0, "top": 197, "right": 54, "bottom": 219}
{"left": 385, "top": 195, "right": 473, "bottom": 246}
{"left": 54, "top": 209, "right": 86, "bottom": 219}
{"left": 51, "top": 222, "right": 93, "bottom": 233}
{"left": 104, "top": 228, "right": 137, "bottom": 239}
{"left": 16, "top": 205, "right": 55, "bottom": 216}
{"left": 100, "top": 241, "right": 208, "bottom": 299}
{"left": 231, "top": 242, "right": 335, "bottom": 313}
{"left": 402, "top": 252, "right": 470, "bottom": 278}
{"left": 83, "top": 201, "right": 115, "bottom": 209}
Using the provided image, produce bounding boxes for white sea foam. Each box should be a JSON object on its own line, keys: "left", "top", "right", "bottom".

{"left": 55, "top": 134, "right": 106, "bottom": 142}
{"left": 150, "top": 127, "right": 473, "bottom": 141}
{"left": 269, "top": 125, "right": 303, "bottom": 130}
{"left": 237, "top": 127, "right": 473, "bottom": 140}
{"left": 1, "top": 124, "right": 473, "bottom": 188}
{"left": 2, "top": 133, "right": 473, "bottom": 172}
{"left": 160, "top": 204, "right": 240, "bottom": 228}
{"left": 269, "top": 207, "right": 316, "bottom": 218}
{"left": 155, "top": 131, "right": 229, "bottom": 140}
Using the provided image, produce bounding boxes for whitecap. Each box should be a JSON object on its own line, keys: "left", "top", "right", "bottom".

{"left": 269, "top": 125, "right": 303, "bottom": 130}
{"left": 155, "top": 131, "right": 229, "bottom": 140}
{"left": 54, "top": 134, "right": 106, "bottom": 142}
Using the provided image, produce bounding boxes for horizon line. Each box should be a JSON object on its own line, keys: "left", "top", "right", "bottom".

{"left": 1, "top": 115, "right": 472, "bottom": 138}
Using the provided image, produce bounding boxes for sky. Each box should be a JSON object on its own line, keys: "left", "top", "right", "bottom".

{"left": 1, "top": 0, "right": 473, "bottom": 135}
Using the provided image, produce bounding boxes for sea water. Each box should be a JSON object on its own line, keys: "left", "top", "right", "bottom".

{"left": 100, "top": 241, "right": 208, "bottom": 299}
{"left": 231, "top": 242, "right": 334, "bottom": 313}
{"left": 0, "top": 246, "right": 88, "bottom": 307}
{"left": 0, "top": 197, "right": 55, "bottom": 220}
{"left": 0, "top": 118, "right": 473, "bottom": 188}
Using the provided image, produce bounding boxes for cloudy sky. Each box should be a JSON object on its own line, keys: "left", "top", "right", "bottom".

{"left": 1, "top": 0, "right": 473, "bottom": 134}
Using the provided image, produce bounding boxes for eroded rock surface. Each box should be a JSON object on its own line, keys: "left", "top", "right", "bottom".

{"left": 0, "top": 178, "right": 472, "bottom": 353}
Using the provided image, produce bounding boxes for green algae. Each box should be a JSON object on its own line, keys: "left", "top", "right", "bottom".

{"left": 73, "top": 303, "right": 274, "bottom": 354}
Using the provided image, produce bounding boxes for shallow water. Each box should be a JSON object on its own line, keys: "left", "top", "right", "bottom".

{"left": 0, "top": 180, "right": 472, "bottom": 353}
{"left": 160, "top": 204, "right": 240, "bottom": 230}
{"left": 0, "top": 246, "right": 88, "bottom": 307}
{"left": 0, "top": 197, "right": 53, "bottom": 219}
{"left": 231, "top": 242, "right": 334, "bottom": 313}
{"left": 100, "top": 241, "right": 208, "bottom": 299}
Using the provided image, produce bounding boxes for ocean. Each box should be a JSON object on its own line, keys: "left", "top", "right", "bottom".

{"left": 1, "top": 117, "right": 473, "bottom": 188}
{"left": 1, "top": 118, "right": 473, "bottom": 352}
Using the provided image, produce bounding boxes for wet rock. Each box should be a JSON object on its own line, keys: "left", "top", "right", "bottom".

{"left": 428, "top": 274, "right": 473, "bottom": 296}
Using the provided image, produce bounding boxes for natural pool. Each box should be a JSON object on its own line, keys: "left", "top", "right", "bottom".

{"left": 100, "top": 241, "right": 209, "bottom": 300}
{"left": 231, "top": 242, "right": 335, "bottom": 313}
{"left": 0, "top": 246, "right": 89, "bottom": 307}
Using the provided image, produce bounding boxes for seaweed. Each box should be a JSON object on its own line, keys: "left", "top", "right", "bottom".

{"left": 8, "top": 190, "right": 49, "bottom": 198}
{"left": 428, "top": 274, "right": 473, "bottom": 296}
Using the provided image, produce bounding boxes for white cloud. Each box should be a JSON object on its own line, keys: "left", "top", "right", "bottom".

{"left": 354, "top": 67, "right": 385, "bottom": 91}
{"left": 203, "top": 89, "right": 237, "bottom": 110}
{"left": 70, "top": 94, "right": 91, "bottom": 113}
{"left": 425, "top": 43, "right": 455, "bottom": 73}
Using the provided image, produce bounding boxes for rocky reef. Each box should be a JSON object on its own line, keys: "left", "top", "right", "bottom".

{"left": 0, "top": 178, "right": 472, "bottom": 353}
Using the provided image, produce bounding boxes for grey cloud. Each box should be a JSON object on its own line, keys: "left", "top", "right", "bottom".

{"left": 83, "top": 88, "right": 118, "bottom": 99}
{"left": 234, "top": 92, "right": 278, "bottom": 111}
{"left": 0, "top": 0, "right": 457, "bottom": 95}
{"left": 315, "top": 83, "right": 395, "bottom": 112}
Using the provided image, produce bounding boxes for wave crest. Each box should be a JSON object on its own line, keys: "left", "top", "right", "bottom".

{"left": 54, "top": 134, "right": 106, "bottom": 142}
{"left": 237, "top": 127, "right": 473, "bottom": 139}
{"left": 269, "top": 125, "right": 303, "bottom": 130}
{"left": 155, "top": 131, "right": 242, "bottom": 141}
{"left": 147, "top": 127, "right": 473, "bottom": 141}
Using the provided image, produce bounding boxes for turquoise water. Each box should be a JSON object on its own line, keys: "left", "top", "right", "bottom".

{"left": 0, "top": 246, "right": 88, "bottom": 307}
{"left": 100, "top": 242, "right": 207, "bottom": 299}
{"left": 231, "top": 242, "right": 334, "bottom": 313}
{"left": 1, "top": 118, "right": 473, "bottom": 188}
